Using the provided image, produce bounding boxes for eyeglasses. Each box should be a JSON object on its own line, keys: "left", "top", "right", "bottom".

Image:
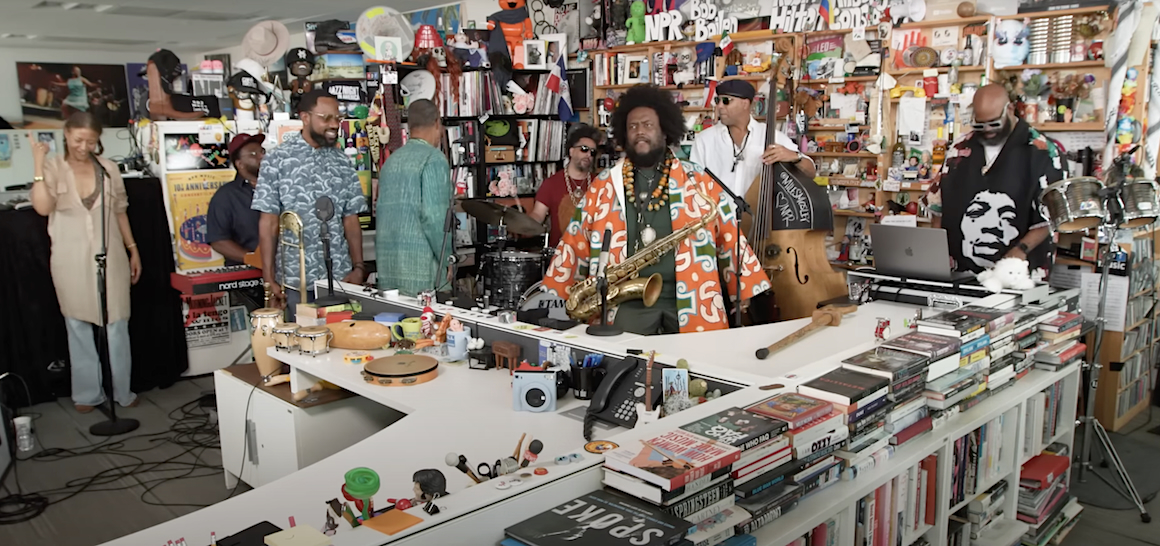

{"left": 970, "top": 102, "right": 1009, "bottom": 132}
{"left": 573, "top": 145, "right": 596, "bottom": 155}
{"left": 627, "top": 120, "right": 657, "bottom": 132}
{"left": 714, "top": 96, "right": 739, "bottom": 106}
{"left": 306, "top": 112, "right": 342, "bottom": 123}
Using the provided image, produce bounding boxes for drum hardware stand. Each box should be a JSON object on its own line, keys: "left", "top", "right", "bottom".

{"left": 89, "top": 156, "right": 139, "bottom": 437}
{"left": 706, "top": 168, "right": 750, "bottom": 328}
{"left": 1072, "top": 153, "right": 1151, "bottom": 523}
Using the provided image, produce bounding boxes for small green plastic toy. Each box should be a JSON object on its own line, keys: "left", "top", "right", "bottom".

{"left": 626, "top": 1, "right": 647, "bottom": 44}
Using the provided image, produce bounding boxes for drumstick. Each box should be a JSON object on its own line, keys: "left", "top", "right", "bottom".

{"left": 513, "top": 433, "right": 527, "bottom": 459}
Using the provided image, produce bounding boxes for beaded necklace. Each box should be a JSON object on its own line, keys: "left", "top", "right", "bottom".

{"left": 623, "top": 153, "right": 673, "bottom": 249}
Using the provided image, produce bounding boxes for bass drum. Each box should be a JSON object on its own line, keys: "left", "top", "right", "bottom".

{"left": 519, "top": 281, "right": 570, "bottom": 321}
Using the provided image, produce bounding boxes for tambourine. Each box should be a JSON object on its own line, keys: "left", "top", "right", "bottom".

{"left": 344, "top": 351, "right": 375, "bottom": 365}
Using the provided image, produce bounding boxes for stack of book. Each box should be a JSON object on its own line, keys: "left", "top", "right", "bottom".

{"left": 601, "top": 428, "right": 745, "bottom": 546}
{"left": 839, "top": 347, "right": 933, "bottom": 450}
{"left": 678, "top": 408, "right": 791, "bottom": 507}
{"left": 503, "top": 488, "right": 697, "bottom": 546}
{"left": 1032, "top": 339, "right": 1086, "bottom": 372}
{"left": 1017, "top": 454, "right": 1071, "bottom": 530}
{"left": 1022, "top": 497, "right": 1082, "bottom": 546}
{"left": 964, "top": 480, "right": 1008, "bottom": 540}
{"left": 1037, "top": 312, "right": 1082, "bottom": 346}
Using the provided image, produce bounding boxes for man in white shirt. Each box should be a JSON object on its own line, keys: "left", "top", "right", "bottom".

{"left": 690, "top": 79, "right": 815, "bottom": 197}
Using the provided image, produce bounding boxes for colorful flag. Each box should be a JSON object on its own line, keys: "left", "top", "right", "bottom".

{"left": 720, "top": 30, "right": 734, "bottom": 56}
{"left": 820, "top": 0, "right": 834, "bottom": 28}
{"left": 546, "top": 52, "right": 574, "bottom": 121}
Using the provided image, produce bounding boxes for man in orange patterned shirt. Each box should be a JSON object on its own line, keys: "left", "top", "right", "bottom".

{"left": 542, "top": 85, "right": 770, "bottom": 335}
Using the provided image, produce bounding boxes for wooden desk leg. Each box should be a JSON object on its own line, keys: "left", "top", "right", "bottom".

{"left": 289, "top": 366, "right": 322, "bottom": 400}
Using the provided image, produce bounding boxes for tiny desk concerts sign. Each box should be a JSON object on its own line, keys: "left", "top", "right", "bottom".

{"left": 182, "top": 291, "right": 231, "bottom": 348}
{"left": 774, "top": 163, "right": 833, "bottom": 232}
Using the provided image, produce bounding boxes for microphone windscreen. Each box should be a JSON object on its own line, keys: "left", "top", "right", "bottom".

{"left": 444, "top": 453, "right": 459, "bottom": 467}
{"left": 314, "top": 195, "right": 336, "bottom": 222}
{"left": 596, "top": 228, "right": 612, "bottom": 277}
{"left": 529, "top": 439, "right": 543, "bottom": 454}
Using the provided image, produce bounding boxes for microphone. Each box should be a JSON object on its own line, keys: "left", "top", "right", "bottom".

{"left": 445, "top": 452, "right": 482, "bottom": 484}
{"left": 520, "top": 440, "right": 543, "bottom": 468}
{"left": 314, "top": 195, "right": 336, "bottom": 222}
{"left": 595, "top": 228, "right": 612, "bottom": 278}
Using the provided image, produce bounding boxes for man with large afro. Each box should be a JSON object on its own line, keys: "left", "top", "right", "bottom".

{"left": 541, "top": 85, "right": 771, "bottom": 335}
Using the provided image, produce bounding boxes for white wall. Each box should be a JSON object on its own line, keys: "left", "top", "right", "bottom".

{"left": 0, "top": 45, "right": 196, "bottom": 159}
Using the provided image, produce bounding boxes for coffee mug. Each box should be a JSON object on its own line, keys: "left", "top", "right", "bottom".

{"left": 570, "top": 364, "right": 606, "bottom": 400}
{"left": 447, "top": 327, "right": 471, "bottom": 361}
{"left": 391, "top": 317, "right": 423, "bottom": 341}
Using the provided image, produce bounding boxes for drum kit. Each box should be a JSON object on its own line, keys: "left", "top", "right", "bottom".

{"left": 459, "top": 200, "right": 567, "bottom": 316}
{"left": 1041, "top": 176, "right": 1160, "bottom": 233}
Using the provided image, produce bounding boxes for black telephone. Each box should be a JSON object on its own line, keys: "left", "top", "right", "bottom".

{"left": 583, "top": 354, "right": 663, "bottom": 441}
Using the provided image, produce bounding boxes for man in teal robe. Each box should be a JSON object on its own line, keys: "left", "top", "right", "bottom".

{"left": 376, "top": 99, "right": 452, "bottom": 296}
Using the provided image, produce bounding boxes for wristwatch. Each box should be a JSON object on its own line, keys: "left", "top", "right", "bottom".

{"left": 1017, "top": 242, "right": 1031, "bottom": 254}
{"left": 791, "top": 152, "right": 804, "bottom": 164}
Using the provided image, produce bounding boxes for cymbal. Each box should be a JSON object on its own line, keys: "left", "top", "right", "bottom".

{"left": 461, "top": 200, "right": 546, "bottom": 236}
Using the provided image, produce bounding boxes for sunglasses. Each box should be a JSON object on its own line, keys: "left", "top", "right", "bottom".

{"left": 573, "top": 145, "right": 596, "bottom": 155}
{"left": 970, "top": 102, "right": 1010, "bottom": 132}
{"left": 714, "top": 96, "right": 740, "bottom": 106}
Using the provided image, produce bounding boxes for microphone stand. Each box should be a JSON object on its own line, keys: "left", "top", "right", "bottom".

{"left": 705, "top": 169, "right": 750, "bottom": 329}
{"left": 313, "top": 212, "right": 348, "bottom": 308}
{"left": 89, "top": 155, "right": 139, "bottom": 437}
{"left": 586, "top": 274, "right": 622, "bottom": 336}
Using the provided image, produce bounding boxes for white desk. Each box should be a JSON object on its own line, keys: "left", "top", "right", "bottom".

{"left": 102, "top": 286, "right": 945, "bottom": 546}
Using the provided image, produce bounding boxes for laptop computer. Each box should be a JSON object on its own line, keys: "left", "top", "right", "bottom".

{"left": 869, "top": 224, "right": 975, "bottom": 282}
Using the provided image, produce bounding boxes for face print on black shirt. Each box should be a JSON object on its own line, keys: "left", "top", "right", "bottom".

{"left": 960, "top": 190, "right": 1020, "bottom": 270}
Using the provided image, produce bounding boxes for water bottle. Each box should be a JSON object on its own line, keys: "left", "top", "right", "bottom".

{"left": 14, "top": 415, "right": 34, "bottom": 453}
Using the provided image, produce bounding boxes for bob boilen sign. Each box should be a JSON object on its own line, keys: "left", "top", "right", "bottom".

{"left": 769, "top": 0, "right": 883, "bottom": 33}
{"left": 645, "top": 0, "right": 739, "bottom": 42}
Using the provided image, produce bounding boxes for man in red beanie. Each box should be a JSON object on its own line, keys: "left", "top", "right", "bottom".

{"left": 208, "top": 133, "right": 266, "bottom": 266}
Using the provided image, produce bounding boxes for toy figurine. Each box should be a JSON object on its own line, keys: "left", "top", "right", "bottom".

{"left": 626, "top": 1, "right": 647, "bottom": 44}
{"left": 285, "top": 48, "right": 315, "bottom": 113}
{"left": 434, "top": 313, "right": 454, "bottom": 343}
{"left": 420, "top": 306, "right": 436, "bottom": 338}
{"left": 413, "top": 469, "right": 448, "bottom": 504}
{"left": 413, "top": 25, "right": 463, "bottom": 106}
{"left": 487, "top": 0, "right": 534, "bottom": 69}
{"left": 875, "top": 318, "right": 891, "bottom": 341}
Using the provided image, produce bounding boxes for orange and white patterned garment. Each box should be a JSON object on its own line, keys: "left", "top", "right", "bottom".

{"left": 543, "top": 157, "right": 771, "bottom": 333}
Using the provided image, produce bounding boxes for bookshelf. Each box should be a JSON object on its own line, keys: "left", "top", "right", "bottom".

{"left": 1089, "top": 229, "right": 1157, "bottom": 431}
{"left": 747, "top": 363, "right": 1081, "bottom": 546}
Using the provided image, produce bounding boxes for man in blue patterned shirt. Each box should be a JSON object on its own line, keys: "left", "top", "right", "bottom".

{"left": 376, "top": 99, "right": 452, "bottom": 296}
{"left": 253, "top": 90, "right": 368, "bottom": 313}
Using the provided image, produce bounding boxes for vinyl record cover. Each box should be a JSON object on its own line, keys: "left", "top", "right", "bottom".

{"left": 505, "top": 489, "right": 694, "bottom": 546}
{"left": 680, "top": 407, "right": 789, "bottom": 451}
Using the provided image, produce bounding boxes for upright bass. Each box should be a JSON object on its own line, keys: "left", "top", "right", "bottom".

{"left": 740, "top": 73, "right": 847, "bottom": 321}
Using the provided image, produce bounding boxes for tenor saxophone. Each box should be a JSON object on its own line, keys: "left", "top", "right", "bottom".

{"left": 565, "top": 184, "right": 720, "bottom": 321}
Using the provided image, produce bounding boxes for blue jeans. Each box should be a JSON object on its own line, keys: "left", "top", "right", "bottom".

{"left": 64, "top": 317, "right": 136, "bottom": 407}
{"left": 284, "top": 287, "right": 314, "bottom": 322}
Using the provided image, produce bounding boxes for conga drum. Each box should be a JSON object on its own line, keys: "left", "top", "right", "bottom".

{"left": 250, "top": 308, "right": 283, "bottom": 378}
{"left": 271, "top": 322, "right": 300, "bottom": 352}
{"left": 296, "top": 326, "right": 333, "bottom": 356}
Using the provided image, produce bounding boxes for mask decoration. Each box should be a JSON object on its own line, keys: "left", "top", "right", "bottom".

{"left": 227, "top": 70, "right": 270, "bottom": 122}
{"left": 992, "top": 19, "right": 1031, "bottom": 69}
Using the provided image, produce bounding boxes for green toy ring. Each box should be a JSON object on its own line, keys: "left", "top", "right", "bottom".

{"left": 344, "top": 467, "right": 380, "bottom": 519}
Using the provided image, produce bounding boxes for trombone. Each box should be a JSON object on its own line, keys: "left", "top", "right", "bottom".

{"left": 279, "top": 211, "right": 308, "bottom": 301}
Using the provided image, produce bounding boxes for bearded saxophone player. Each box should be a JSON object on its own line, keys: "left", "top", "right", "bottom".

{"left": 542, "top": 85, "right": 771, "bottom": 335}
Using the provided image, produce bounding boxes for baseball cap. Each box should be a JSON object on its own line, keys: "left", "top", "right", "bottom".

{"left": 717, "top": 80, "right": 756, "bottom": 100}
{"left": 228, "top": 133, "right": 266, "bottom": 160}
{"left": 285, "top": 47, "right": 315, "bottom": 67}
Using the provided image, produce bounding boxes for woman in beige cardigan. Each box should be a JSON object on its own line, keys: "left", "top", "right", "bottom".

{"left": 28, "top": 112, "right": 141, "bottom": 413}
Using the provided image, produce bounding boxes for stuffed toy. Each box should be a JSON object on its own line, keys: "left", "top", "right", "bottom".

{"left": 626, "top": 1, "right": 647, "bottom": 44}
{"left": 977, "top": 257, "right": 1039, "bottom": 293}
{"left": 487, "top": 0, "right": 534, "bottom": 70}
{"left": 420, "top": 307, "right": 437, "bottom": 338}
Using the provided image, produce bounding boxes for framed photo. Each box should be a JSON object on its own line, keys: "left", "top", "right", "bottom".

{"left": 624, "top": 55, "right": 648, "bottom": 84}
{"left": 522, "top": 39, "right": 547, "bottom": 70}
{"left": 541, "top": 33, "right": 568, "bottom": 68}
{"left": 374, "top": 36, "right": 403, "bottom": 62}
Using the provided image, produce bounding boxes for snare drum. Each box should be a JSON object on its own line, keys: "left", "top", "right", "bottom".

{"left": 249, "top": 308, "right": 283, "bottom": 378}
{"left": 519, "top": 281, "right": 570, "bottom": 321}
{"left": 482, "top": 250, "right": 546, "bottom": 310}
{"left": 271, "top": 322, "right": 300, "bottom": 352}
{"left": 1042, "top": 177, "right": 1105, "bottom": 233}
{"left": 1119, "top": 178, "right": 1160, "bottom": 228}
{"left": 296, "top": 326, "right": 333, "bottom": 356}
